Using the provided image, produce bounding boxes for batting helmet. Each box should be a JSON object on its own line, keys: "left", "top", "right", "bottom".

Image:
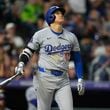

{"left": 45, "top": 6, "right": 65, "bottom": 25}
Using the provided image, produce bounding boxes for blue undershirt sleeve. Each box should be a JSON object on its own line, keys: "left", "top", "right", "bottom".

{"left": 71, "top": 51, "right": 83, "bottom": 79}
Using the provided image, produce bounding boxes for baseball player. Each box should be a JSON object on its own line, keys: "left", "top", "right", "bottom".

{"left": 15, "top": 6, "right": 85, "bottom": 110}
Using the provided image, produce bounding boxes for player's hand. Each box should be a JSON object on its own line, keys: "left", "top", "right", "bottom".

{"left": 77, "top": 78, "right": 85, "bottom": 95}
{"left": 15, "top": 62, "right": 24, "bottom": 75}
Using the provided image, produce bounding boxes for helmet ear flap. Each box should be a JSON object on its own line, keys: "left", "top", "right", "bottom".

{"left": 49, "top": 14, "right": 55, "bottom": 24}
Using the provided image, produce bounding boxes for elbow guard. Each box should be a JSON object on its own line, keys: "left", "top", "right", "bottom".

{"left": 19, "top": 47, "right": 35, "bottom": 65}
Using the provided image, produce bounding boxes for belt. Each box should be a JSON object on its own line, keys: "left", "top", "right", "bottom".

{"left": 38, "top": 66, "right": 63, "bottom": 76}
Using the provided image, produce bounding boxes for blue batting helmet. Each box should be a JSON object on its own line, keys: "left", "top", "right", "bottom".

{"left": 45, "top": 6, "right": 65, "bottom": 25}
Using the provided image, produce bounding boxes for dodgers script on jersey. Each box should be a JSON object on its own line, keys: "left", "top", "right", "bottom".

{"left": 28, "top": 27, "right": 80, "bottom": 71}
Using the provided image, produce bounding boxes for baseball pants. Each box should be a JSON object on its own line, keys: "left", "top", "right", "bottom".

{"left": 33, "top": 72, "right": 74, "bottom": 110}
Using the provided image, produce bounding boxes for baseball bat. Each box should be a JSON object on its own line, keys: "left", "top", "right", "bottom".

{"left": 0, "top": 72, "right": 22, "bottom": 88}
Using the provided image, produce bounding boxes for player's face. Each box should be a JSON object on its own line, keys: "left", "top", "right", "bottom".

{"left": 54, "top": 11, "right": 64, "bottom": 24}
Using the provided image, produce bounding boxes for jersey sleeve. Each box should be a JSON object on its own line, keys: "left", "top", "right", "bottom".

{"left": 72, "top": 34, "right": 80, "bottom": 52}
{"left": 19, "top": 32, "right": 41, "bottom": 65}
{"left": 27, "top": 32, "right": 40, "bottom": 51}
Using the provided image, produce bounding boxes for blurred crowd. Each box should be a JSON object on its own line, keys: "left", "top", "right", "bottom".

{"left": 0, "top": 0, "right": 110, "bottom": 82}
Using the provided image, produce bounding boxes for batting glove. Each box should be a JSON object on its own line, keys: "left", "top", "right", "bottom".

{"left": 15, "top": 62, "right": 24, "bottom": 75}
{"left": 77, "top": 78, "right": 85, "bottom": 95}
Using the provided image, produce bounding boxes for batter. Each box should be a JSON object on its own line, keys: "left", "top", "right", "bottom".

{"left": 15, "top": 6, "right": 85, "bottom": 110}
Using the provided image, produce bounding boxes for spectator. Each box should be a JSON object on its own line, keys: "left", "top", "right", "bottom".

{"left": 64, "top": 12, "right": 85, "bottom": 40}
{"left": 0, "top": 46, "right": 5, "bottom": 77}
{"left": 89, "top": 37, "right": 110, "bottom": 81}
{"left": 0, "top": 46, "right": 14, "bottom": 78}
{"left": 0, "top": 89, "right": 12, "bottom": 110}
{"left": 20, "top": 0, "right": 44, "bottom": 24}
{"left": 80, "top": 36, "right": 93, "bottom": 78}
{"left": 0, "top": 27, "right": 5, "bottom": 45}
{"left": 87, "top": 0, "right": 106, "bottom": 16}
{"left": 101, "top": 1, "right": 110, "bottom": 36}
{"left": 68, "top": 0, "right": 87, "bottom": 14}
{"left": 5, "top": 22, "right": 24, "bottom": 56}
{"left": 3, "top": 0, "right": 24, "bottom": 24}
{"left": 0, "top": 28, "right": 6, "bottom": 77}
{"left": 85, "top": 9, "right": 103, "bottom": 40}
{"left": 35, "top": 14, "right": 46, "bottom": 30}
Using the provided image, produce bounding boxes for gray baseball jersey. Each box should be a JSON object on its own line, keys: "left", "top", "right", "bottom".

{"left": 28, "top": 27, "right": 80, "bottom": 71}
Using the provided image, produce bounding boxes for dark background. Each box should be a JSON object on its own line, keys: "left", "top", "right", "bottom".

{"left": 3, "top": 80, "right": 110, "bottom": 110}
